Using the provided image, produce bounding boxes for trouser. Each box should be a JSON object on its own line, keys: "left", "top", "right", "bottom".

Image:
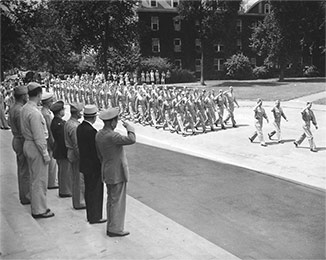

{"left": 23, "top": 141, "right": 48, "bottom": 215}
{"left": 106, "top": 182, "right": 127, "bottom": 233}
{"left": 82, "top": 171, "right": 103, "bottom": 222}
{"left": 70, "top": 160, "right": 85, "bottom": 209}
{"left": 12, "top": 137, "right": 30, "bottom": 204}
{"left": 48, "top": 149, "right": 58, "bottom": 188}
{"left": 269, "top": 120, "right": 281, "bottom": 141}
{"left": 296, "top": 125, "right": 316, "bottom": 150}
{"left": 216, "top": 107, "right": 225, "bottom": 128}
{"left": 250, "top": 121, "right": 265, "bottom": 144}
{"left": 224, "top": 106, "right": 236, "bottom": 126}
{"left": 57, "top": 159, "right": 72, "bottom": 196}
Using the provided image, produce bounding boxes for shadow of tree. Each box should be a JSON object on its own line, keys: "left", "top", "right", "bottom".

{"left": 216, "top": 81, "right": 287, "bottom": 87}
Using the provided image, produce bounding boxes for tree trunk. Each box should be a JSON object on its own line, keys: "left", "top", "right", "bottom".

{"left": 278, "top": 62, "right": 285, "bottom": 81}
{"left": 102, "top": 13, "right": 110, "bottom": 82}
{"left": 200, "top": 48, "right": 205, "bottom": 86}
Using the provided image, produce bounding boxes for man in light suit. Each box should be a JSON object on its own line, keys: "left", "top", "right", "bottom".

{"left": 95, "top": 107, "right": 136, "bottom": 237}
{"left": 76, "top": 104, "right": 106, "bottom": 224}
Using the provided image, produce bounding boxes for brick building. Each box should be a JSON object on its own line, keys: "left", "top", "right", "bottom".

{"left": 137, "top": 0, "right": 272, "bottom": 79}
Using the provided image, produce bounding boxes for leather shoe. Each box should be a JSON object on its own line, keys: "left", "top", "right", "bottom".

{"left": 107, "top": 231, "right": 130, "bottom": 237}
{"left": 32, "top": 209, "right": 55, "bottom": 219}
{"left": 48, "top": 186, "right": 59, "bottom": 190}
{"left": 89, "top": 218, "right": 107, "bottom": 224}
{"left": 74, "top": 206, "right": 86, "bottom": 210}
{"left": 59, "top": 193, "right": 72, "bottom": 198}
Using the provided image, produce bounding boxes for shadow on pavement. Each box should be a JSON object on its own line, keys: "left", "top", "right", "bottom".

{"left": 216, "top": 81, "right": 287, "bottom": 87}
{"left": 283, "top": 78, "right": 326, "bottom": 83}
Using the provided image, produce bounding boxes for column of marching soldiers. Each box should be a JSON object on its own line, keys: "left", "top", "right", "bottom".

{"left": 52, "top": 72, "right": 239, "bottom": 137}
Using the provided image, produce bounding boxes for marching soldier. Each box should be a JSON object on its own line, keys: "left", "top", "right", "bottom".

{"left": 8, "top": 85, "right": 30, "bottom": 204}
{"left": 294, "top": 102, "right": 318, "bottom": 152}
{"left": 224, "top": 86, "right": 239, "bottom": 127}
{"left": 268, "top": 100, "right": 288, "bottom": 143}
{"left": 249, "top": 98, "right": 269, "bottom": 146}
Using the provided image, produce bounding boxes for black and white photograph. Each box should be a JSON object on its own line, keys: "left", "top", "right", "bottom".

{"left": 0, "top": 0, "right": 325, "bottom": 259}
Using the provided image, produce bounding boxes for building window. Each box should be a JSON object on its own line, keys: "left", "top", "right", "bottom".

{"left": 214, "top": 58, "right": 224, "bottom": 71}
{"left": 237, "top": 39, "right": 242, "bottom": 51}
{"left": 195, "top": 39, "right": 201, "bottom": 52}
{"left": 250, "top": 58, "right": 257, "bottom": 67}
{"left": 173, "top": 18, "right": 181, "bottom": 31}
{"left": 236, "top": 19, "right": 242, "bottom": 33}
{"left": 264, "top": 3, "right": 271, "bottom": 14}
{"left": 152, "top": 38, "right": 160, "bottom": 53}
{"left": 195, "top": 59, "right": 201, "bottom": 72}
{"left": 150, "top": 0, "right": 157, "bottom": 7}
{"left": 214, "top": 43, "right": 224, "bottom": 53}
{"left": 174, "top": 38, "right": 181, "bottom": 52}
{"left": 175, "top": 59, "right": 182, "bottom": 69}
{"left": 172, "top": 0, "right": 179, "bottom": 8}
{"left": 151, "top": 16, "right": 159, "bottom": 31}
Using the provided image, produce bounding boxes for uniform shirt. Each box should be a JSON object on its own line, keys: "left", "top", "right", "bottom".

{"left": 271, "top": 106, "right": 286, "bottom": 123}
{"left": 64, "top": 117, "right": 80, "bottom": 161}
{"left": 8, "top": 102, "right": 24, "bottom": 138}
{"left": 51, "top": 116, "right": 68, "bottom": 160}
{"left": 20, "top": 101, "right": 49, "bottom": 159}
{"left": 301, "top": 108, "right": 317, "bottom": 127}
{"left": 41, "top": 106, "right": 55, "bottom": 148}
{"left": 254, "top": 106, "right": 268, "bottom": 124}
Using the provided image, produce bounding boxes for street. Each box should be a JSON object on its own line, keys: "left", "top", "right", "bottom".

{"left": 126, "top": 143, "right": 325, "bottom": 259}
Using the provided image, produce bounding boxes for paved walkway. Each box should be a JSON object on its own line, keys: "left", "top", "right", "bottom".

{"left": 0, "top": 90, "right": 325, "bottom": 259}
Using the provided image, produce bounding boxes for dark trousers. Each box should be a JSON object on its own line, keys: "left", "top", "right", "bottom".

{"left": 82, "top": 172, "right": 103, "bottom": 222}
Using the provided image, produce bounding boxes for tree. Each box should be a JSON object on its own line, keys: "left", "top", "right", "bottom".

{"left": 51, "top": 0, "right": 139, "bottom": 80}
{"left": 178, "top": 0, "right": 241, "bottom": 85}
{"left": 250, "top": 1, "right": 325, "bottom": 81}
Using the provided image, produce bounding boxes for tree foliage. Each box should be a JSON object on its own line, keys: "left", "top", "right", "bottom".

{"left": 177, "top": 0, "right": 241, "bottom": 85}
{"left": 51, "top": 0, "right": 139, "bottom": 79}
{"left": 250, "top": 1, "right": 325, "bottom": 80}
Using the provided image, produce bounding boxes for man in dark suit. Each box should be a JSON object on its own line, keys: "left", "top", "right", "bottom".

{"left": 76, "top": 104, "right": 106, "bottom": 224}
{"left": 50, "top": 101, "right": 72, "bottom": 197}
{"left": 95, "top": 107, "right": 136, "bottom": 237}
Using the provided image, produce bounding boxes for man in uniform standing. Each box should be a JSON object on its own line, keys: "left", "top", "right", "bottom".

{"left": 20, "top": 82, "right": 54, "bottom": 218}
{"left": 95, "top": 107, "right": 136, "bottom": 237}
{"left": 8, "top": 85, "right": 30, "bottom": 205}
{"left": 64, "top": 102, "right": 86, "bottom": 209}
{"left": 294, "top": 102, "right": 318, "bottom": 152}
{"left": 41, "top": 92, "right": 59, "bottom": 189}
{"left": 50, "top": 100, "right": 72, "bottom": 197}
{"left": 77, "top": 105, "right": 106, "bottom": 224}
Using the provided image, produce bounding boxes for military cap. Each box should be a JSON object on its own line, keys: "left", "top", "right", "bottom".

{"left": 13, "top": 85, "right": 28, "bottom": 95}
{"left": 27, "top": 82, "right": 44, "bottom": 92}
{"left": 99, "top": 107, "right": 119, "bottom": 121}
{"left": 83, "top": 104, "right": 98, "bottom": 116}
{"left": 70, "top": 102, "right": 83, "bottom": 112}
{"left": 41, "top": 92, "right": 54, "bottom": 103}
{"left": 50, "top": 100, "right": 64, "bottom": 113}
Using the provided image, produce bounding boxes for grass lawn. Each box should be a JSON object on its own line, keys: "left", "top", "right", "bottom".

{"left": 314, "top": 98, "right": 326, "bottom": 105}
{"left": 176, "top": 77, "right": 326, "bottom": 101}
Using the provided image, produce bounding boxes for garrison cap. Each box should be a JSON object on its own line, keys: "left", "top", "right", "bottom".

{"left": 50, "top": 100, "right": 64, "bottom": 113}
{"left": 13, "top": 85, "right": 28, "bottom": 95}
{"left": 27, "top": 82, "right": 44, "bottom": 92}
{"left": 70, "top": 102, "right": 83, "bottom": 112}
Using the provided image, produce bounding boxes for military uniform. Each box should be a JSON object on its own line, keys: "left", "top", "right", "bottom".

{"left": 8, "top": 86, "right": 30, "bottom": 204}
{"left": 249, "top": 100, "right": 269, "bottom": 146}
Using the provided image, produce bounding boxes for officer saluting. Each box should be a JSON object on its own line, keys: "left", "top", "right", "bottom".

{"left": 20, "top": 82, "right": 54, "bottom": 218}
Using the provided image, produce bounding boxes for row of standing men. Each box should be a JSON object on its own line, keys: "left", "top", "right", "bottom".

{"left": 9, "top": 82, "right": 136, "bottom": 237}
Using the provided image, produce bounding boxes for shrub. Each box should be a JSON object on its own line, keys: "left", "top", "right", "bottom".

{"left": 224, "top": 53, "right": 253, "bottom": 80}
{"left": 303, "top": 65, "right": 320, "bottom": 77}
{"left": 253, "top": 66, "right": 270, "bottom": 79}
{"left": 170, "top": 69, "right": 196, "bottom": 83}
